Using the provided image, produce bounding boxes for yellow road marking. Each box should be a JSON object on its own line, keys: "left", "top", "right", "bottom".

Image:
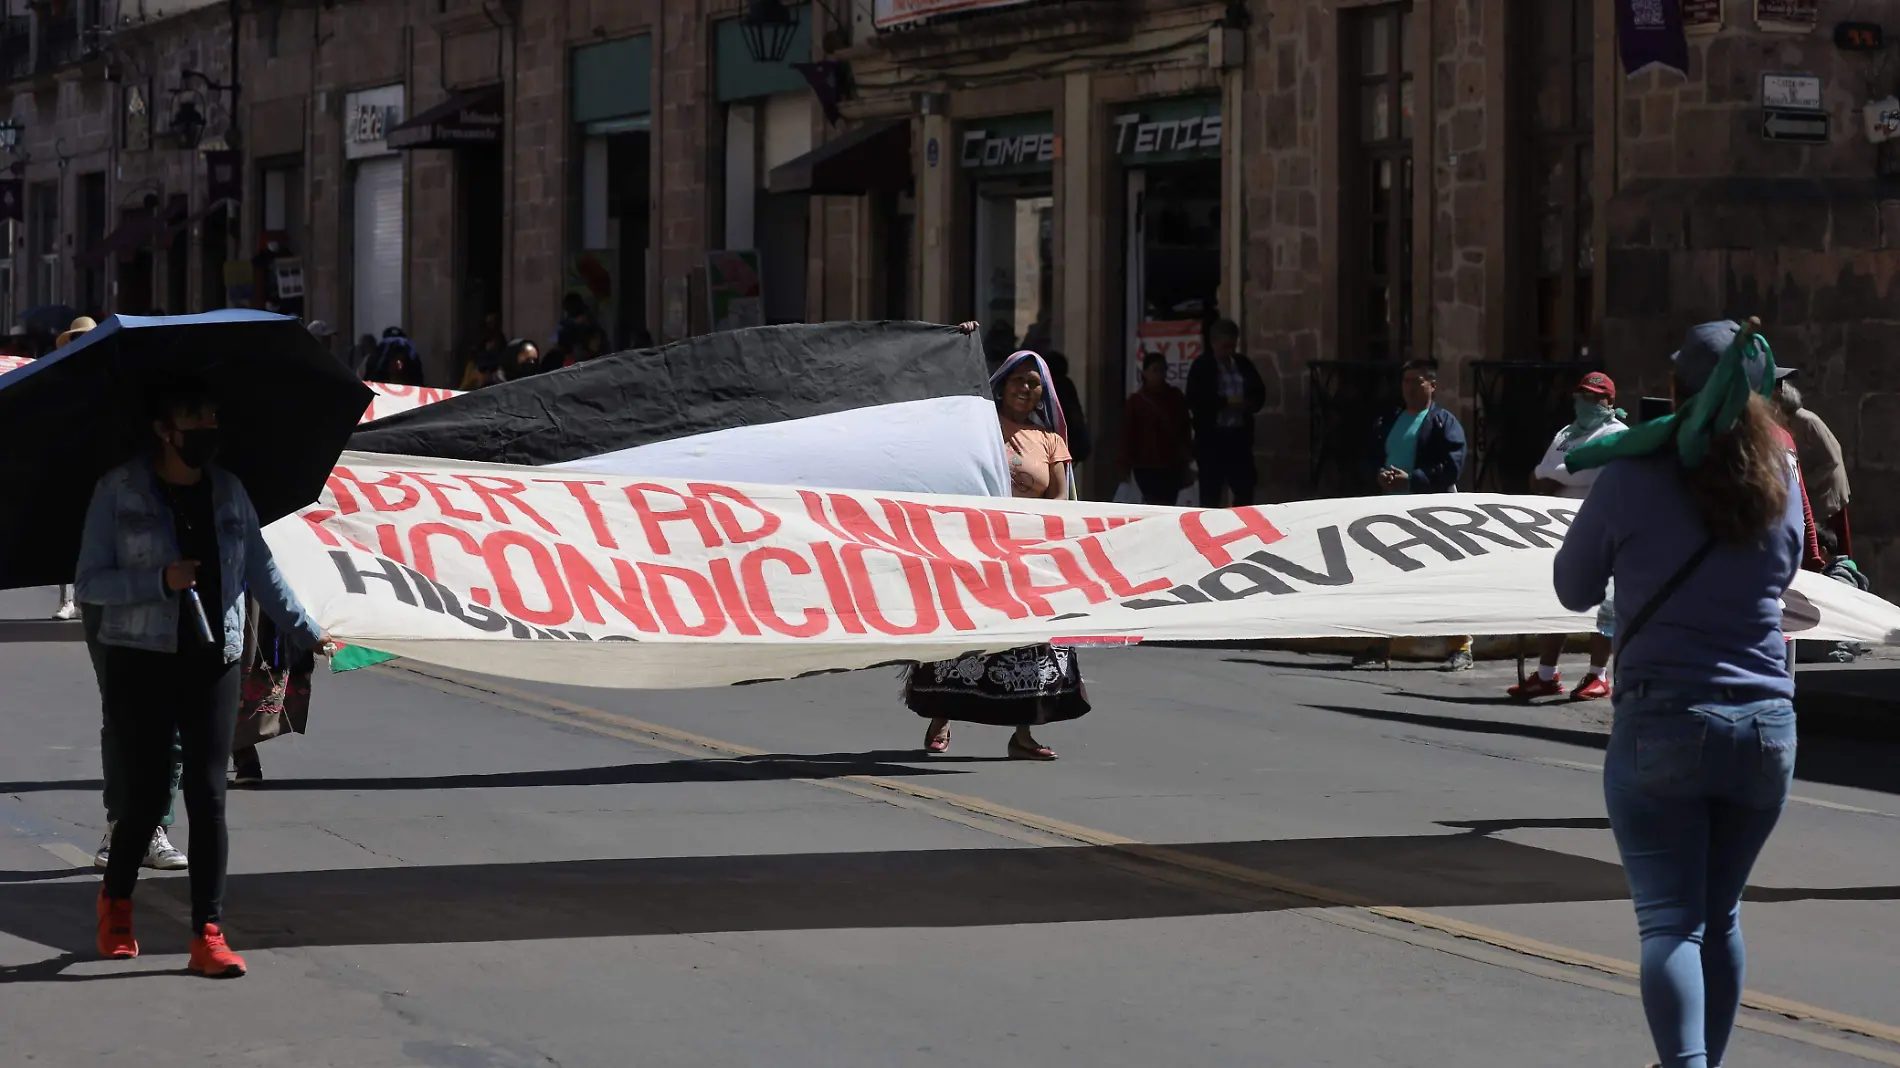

{"left": 384, "top": 662, "right": 1900, "bottom": 1057}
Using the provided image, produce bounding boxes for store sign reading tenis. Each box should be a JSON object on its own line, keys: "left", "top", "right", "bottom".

{"left": 1113, "top": 98, "right": 1224, "bottom": 162}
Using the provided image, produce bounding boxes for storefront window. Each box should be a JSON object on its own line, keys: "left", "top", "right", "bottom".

{"left": 1347, "top": 3, "right": 1414, "bottom": 363}
{"left": 959, "top": 114, "right": 1056, "bottom": 365}
{"left": 1116, "top": 96, "right": 1223, "bottom": 393}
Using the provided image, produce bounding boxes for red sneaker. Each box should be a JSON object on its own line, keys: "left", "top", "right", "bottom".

{"left": 188, "top": 924, "right": 247, "bottom": 978}
{"left": 1571, "top": 675, "right": 1612, "bottom": 701}
{"left": 95, "top": 891, "right": 137, "bottom": 959}
{"left": 1506, "top": 674, "right": 1565, "bottom": 701}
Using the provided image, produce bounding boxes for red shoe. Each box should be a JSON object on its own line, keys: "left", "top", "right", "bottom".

{"left": 1571, "top": 675, "right": 1612, "bottom": 701}
{"left": 188, "top": 924, "right": 247, "bottom": 978}
{"left": 1506, "top": 674, "right": 1565, "bottom": 701}
{"left": 95, "top": 891, "right": 137, "bottom": 959}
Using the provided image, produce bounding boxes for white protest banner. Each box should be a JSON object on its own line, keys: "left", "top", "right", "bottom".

{"left": 1128, "top": 320, "right": 1203, "bottom": 394}
{"left": 362, "top": 382, "right": 461, "bottom": 423}
{"left": 264, "top": 452, "right": 1900, "bottom": 690}
{"left": 0, "top": 355, "right": 33, "bottom": 375}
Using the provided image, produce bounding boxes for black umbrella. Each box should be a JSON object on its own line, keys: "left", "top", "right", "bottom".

{"left": 0, "top": 310, "right": 373, "bottom": 590}
{"left": 18, "top": 304, "right": 79, "bottom": 337}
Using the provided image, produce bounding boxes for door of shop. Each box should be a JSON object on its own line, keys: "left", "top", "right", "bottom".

{"left": 1117, "top": 97, "right": 1223, "bottom": 398}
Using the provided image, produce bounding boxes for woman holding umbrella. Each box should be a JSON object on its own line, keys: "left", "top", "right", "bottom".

{"left": 77, "top": 376, "right": 337, "bottom": 977}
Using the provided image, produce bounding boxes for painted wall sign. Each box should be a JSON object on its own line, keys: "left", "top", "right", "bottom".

{"left": 1762, "top": 73, "right": 1823, "bottom": 111}
{"left": 1756, "top": 0, "right": 1819, "bottom": 32}
{"left": 1111, "top": 97, "right": 1223, "bottom": 163}
{"left": 1682, "top": 0, "right": 1723, "bottom": 33}
{"left": 344, "top": 85, "right": 406, "bottom": 160}
{"left": 1835, "top": 22, "right": 1885, "bottom": 51}
{"left": 874, "top": 0, "right": 1035, "bottom": 31}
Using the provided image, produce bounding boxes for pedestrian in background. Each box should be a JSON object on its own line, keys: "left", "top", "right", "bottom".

{"left": 1555, "top": 319, "right": 1803, "bottom": 1068}
{"left": 363, "top": 327, "right": 424, "bottom": 385}
{"left": 1356, "top": 359, "right": 1472, "bottom": 671}
{"left": 1120, "top": 351, "right": 1192, "bottom": 505}
{"left": 78, "top": 377, "right": 334, "bottom": 976}
{"left": 1510, "top": 371, "right": 1627, "bottom": 701}
{"left": 1185, "top": 319, "right": 1265, "bottom": 508}
{"left": 500, "top": 339, "right": 542, "bottom": 381}
{"left": 1043, "top": 351, "right": 1092, "bottom": 467}
{"left": 1773, "top": 376, "right": 1850, "bottom": 554}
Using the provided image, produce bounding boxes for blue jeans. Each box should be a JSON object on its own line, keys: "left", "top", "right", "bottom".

{"left": 1603, "top": 686, "right": 1796, "bottom": 1068}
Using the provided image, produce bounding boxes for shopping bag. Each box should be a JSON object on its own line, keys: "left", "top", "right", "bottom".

{"left": 233, "top": 597, "right": 315, "bottom": 750}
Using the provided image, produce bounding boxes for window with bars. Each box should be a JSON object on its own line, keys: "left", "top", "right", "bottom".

{"left": 1346, "top": 3, "right": 1414, "bottom": 363}
{"left": 1521, "top": 0, "right": 1594, "bottom": 361}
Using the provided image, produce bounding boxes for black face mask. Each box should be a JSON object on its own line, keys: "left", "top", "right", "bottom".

{"left": 175, "top": 428, "right": 221, "bottom": 469}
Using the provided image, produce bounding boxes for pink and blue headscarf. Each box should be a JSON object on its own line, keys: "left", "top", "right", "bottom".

{"left": 989, "top": 349, "right": 1069, "bottom": 443}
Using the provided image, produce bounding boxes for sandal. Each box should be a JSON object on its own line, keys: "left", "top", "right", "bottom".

{"left": 923, "top": 720, "right": 951, "bottom": 754}
{"left": 1007, "top": 735, "right": 1057, "bottom": 761}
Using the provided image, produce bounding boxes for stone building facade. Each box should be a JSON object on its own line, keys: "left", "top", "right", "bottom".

{"left": 6, "top": 0, "right": 1899, "bottom": 585}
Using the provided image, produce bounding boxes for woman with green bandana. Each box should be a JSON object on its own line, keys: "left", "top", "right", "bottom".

{"left": 1552, "top": 319, "right": 1803, "bottom": 1068}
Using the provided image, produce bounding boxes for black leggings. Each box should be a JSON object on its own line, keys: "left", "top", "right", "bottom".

{"left": 100, "top": 644, "right": 240, "bottom": 930}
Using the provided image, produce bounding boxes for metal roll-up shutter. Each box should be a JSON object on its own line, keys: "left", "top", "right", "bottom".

{"left": 352, "top": 156, "right": 405, "bottom": 339}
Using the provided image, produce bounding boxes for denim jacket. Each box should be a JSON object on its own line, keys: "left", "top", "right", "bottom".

{"left": 75, "top": 457, "right": 322, "bottom": 663}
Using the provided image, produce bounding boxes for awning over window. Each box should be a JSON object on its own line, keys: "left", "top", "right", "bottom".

{"left": 74, "top": 202, "right": 188, "bottom": 268}
{"left": 767, "top": 118, "right": 911, "bottom": 196}
{"left": 388, "top": 85, "right": 504, "bottom": 150}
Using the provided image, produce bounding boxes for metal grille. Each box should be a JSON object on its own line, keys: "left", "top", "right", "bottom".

{"left": 1307, "top": 360, "right": 1401, "bottom": 495}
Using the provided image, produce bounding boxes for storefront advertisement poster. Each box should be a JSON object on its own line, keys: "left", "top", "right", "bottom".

{"left": 874, "top": 0, "right": 1036, "bottom": 30}
{"left": 564, "top": 250, "right": 619, "bottom": 344}
{"left": 707, "top": 249, "right": 766, "bottom": 332}
{"left": 1128, "top": 320, "right": 1204, "bottom": 395}
{"left": 1681, "top": 0, "right": 1722, "bottom": 33}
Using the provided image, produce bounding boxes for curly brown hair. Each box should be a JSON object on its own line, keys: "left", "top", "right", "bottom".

{"left": 1682, "top": 394, "right": 1791, "bottom": 545}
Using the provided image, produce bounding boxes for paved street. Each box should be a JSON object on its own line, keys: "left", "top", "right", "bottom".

{"left": 3, "top": 585, "right": 1898, "bottom": 1068}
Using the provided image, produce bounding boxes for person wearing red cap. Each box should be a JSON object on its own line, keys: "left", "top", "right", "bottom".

{"left": 1512, "top": 371, "right": 1628, "bottom": 701}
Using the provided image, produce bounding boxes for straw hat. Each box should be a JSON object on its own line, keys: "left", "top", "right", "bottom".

{"left": 55, "top": 316, "right": 97, "bottom": 349}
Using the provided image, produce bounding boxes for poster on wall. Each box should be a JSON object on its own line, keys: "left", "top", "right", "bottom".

{"left": 1755, "top": 0, "right": 1819, "bottom": 32}
{"left": 1681, "top": 0, "right": 1722, "bottom": 33}
{"left": 562, "top": 250, "right": 619, "bottom": 347}
{"left": 707, "top": 249, "right": 766, "bottom": 332}
{"left": 1127, "top": 320, "right": 1204, "bottom": 395}
{"left": 1616, "top": 0, "right": 1690, "bottom": 78}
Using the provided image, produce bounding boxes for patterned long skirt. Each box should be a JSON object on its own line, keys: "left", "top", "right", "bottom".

{"left": 903, "top": 644, "right": 1091, "bottom": 727}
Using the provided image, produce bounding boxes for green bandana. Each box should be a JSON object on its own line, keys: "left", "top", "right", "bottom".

{"left": 1566, "top": 322, "right": 1775, "bottom": 474}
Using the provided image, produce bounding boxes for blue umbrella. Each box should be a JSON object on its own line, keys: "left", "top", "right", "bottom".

{"left": 0, "top": 310, "right": 373, "bottom": 590}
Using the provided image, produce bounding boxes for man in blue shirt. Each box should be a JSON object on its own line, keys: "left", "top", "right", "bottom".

{"left": 1369, "top": 359, "right": 1467, "bottom": 494}
{"left": 1356, "top": 359, "right": 1473, "bottom": 669}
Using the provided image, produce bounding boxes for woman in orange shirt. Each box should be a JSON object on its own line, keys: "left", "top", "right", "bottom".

{"left": 904, "top": 349, "right": 1090, "bottom": 760}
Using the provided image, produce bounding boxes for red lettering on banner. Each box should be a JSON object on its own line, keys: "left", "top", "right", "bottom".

{"left": 459, "top": 475, "right": 560, "bottom": 534}
{"left": 541, "top": 479, "right": 619, "bottom": 550}
{"left": 1078, "top": 535, "right": 1170, "bottom": 597}
{"left": 739, "top": 548, "right": 827, "bottom": 637}
{"left": 928, "top": 557, "right": 1029, "bottom": 630}
{"left": 625, "top": 484, "right": 723, "bottom": 555}
{"left": 407, "top": 522, "right": 493, "bottom": 605}
{"left": 417, "top": 388, "right": 456, "bottom": 406}
{"left": 826, "top": 493, "right": 930, "bottom": 557}
{"left": 1007, "top": 548, "right": 1109, "bottom": 615}
{"left": 481, "top": 530, "right": 576, "bottom": 626}
{"left": 808, "top": 543, "right": 868, "bottom": 634}
{"left": 557, "top": 544, "right": 659, "bottom": 632}
{"left": 375, "top": 523, "right": 409, "bottom": 565}
{"left": 323, "top": 474, "right": 363, "bottom": 515}
{"left": 692, "top": 484, "right": 780, "bottom": 544}
{"left": 797, "top": 490, "right": 854, "bottom": 543}
{"left": 1181, "top": 508, "right": 1287, "bottom": 567}
{"left": 402, "top": 471, "right": 484, "bottom": 521}
{"left": 987, "top": 510, "right": 1052, "bottom": 557}
{"left": 297, "top": 510, "right": 345, "bottom": 548}
{"left": 639, "top": 562, "right": 726, "bottom": 637}
{"left": 332, "top": 467, "right": 422, "bottom": 512}
{"left": 841, "top": 544, "right": 940, "bottom": 636}
{"left": 707, "top": 558, "right": 763, "bottom": 636}
{"left": 896, "top": 501, "right": 1008, "bottom": 559}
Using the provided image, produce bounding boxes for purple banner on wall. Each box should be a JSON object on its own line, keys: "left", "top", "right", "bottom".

{"left": 205, "top": 150, "right": 242, "bottom": 204}
{"left": 1618, "top": 0, "right": 1690, "bottom": 78}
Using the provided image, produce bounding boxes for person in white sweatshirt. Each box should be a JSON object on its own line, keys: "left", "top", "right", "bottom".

{"left": 1510, "top": 371, "right": 1627, "bottom": 701}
